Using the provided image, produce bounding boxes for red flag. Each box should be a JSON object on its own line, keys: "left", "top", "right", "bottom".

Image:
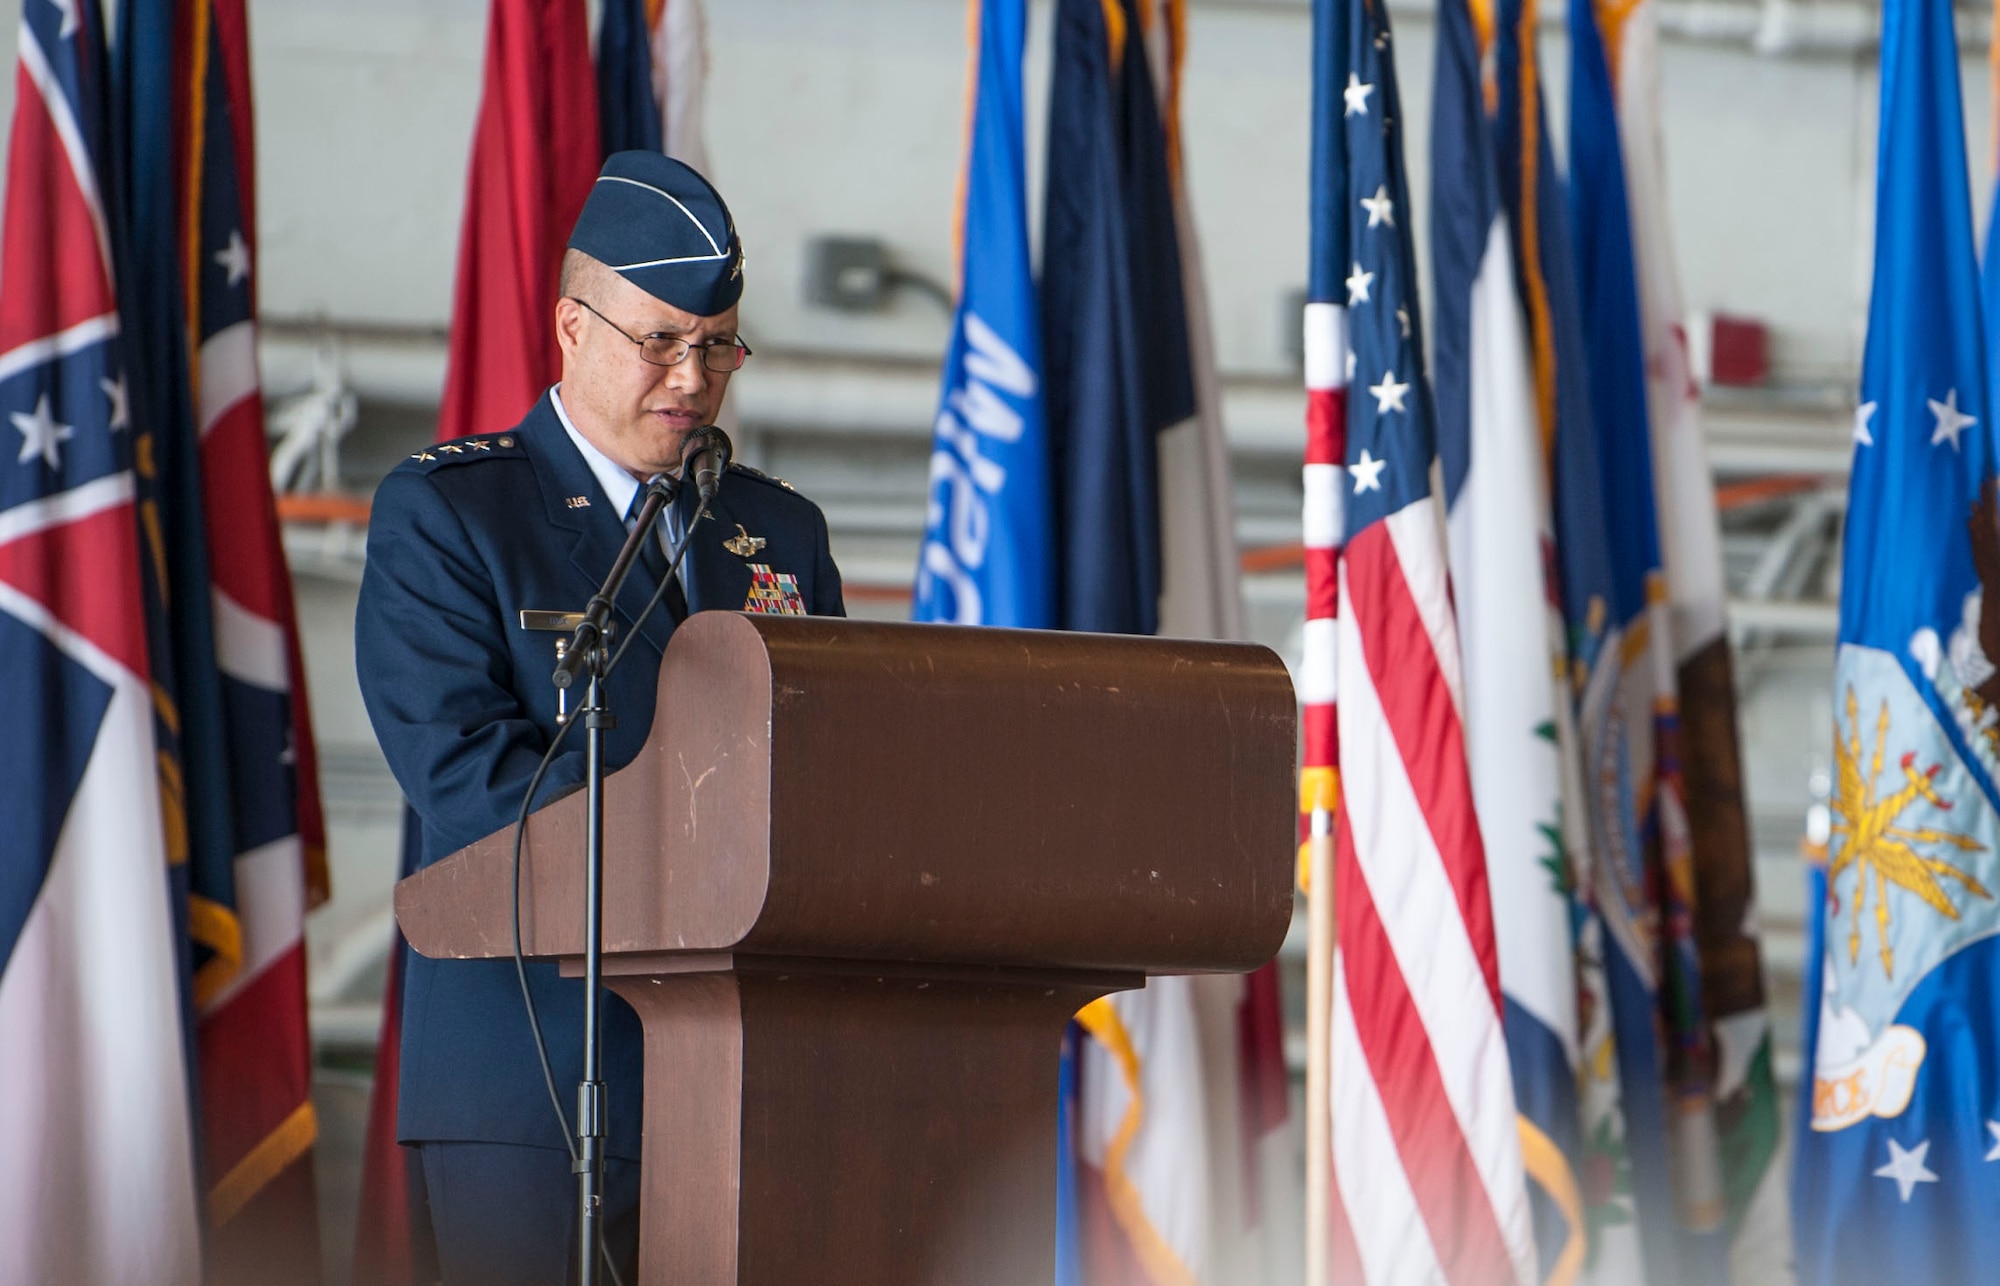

{"left": 436, "top": 0, "right": 602, "bottom": 444}
{"left": 353, "top": 4, "right": 598, "bottom": 1279}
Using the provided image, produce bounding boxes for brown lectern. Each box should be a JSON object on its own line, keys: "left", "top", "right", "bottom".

{"left": 396, "top": 613, "right": 1296, "bottom": 1285}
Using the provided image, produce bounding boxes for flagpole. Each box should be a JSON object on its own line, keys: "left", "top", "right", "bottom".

{"left": 1303, "top": 823, "right": 1333, "bottom": 1285}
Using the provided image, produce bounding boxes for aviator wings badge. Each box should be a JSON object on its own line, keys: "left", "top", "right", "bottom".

{"left": 723, "top": 524, "right": 767, "bottom": 558}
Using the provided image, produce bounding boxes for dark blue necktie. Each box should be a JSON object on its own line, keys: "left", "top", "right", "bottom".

{"left": 624, "top": 487, "right": 688, "bottom": 624}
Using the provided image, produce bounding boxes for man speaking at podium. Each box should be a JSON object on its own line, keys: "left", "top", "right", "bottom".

{"left": 355, "top": 153, "right": 845, "bottom": 1284}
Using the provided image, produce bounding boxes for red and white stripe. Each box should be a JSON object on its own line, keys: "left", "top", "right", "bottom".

{"left": 1300, "top": 302, "right": 1344, "bottom": 815}
{"left": 1325, "top": 496, "right": 1536, "bottom": 1282}
{"left": 193, "top": 303, "right": 319, "bottom": 1232}
{"left": 187, "top": 1, "right": 324, "bottom": 1228}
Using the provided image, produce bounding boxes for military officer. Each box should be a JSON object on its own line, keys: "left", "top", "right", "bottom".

{"left": 355, "top": 151, "right": 844, "bottom": 1285}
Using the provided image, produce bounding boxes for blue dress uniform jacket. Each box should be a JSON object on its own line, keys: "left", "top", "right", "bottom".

{"left": 355, "top": 392, "right": 844, "bottom": 1158}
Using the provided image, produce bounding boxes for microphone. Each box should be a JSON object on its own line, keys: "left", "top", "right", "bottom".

{"left": 680, "top": 424, "right": 732, "bottom": 503}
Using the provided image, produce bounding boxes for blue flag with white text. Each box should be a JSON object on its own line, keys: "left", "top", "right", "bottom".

{"left": 1793, "top": 0, "right": 2000, "bottom": 1280}
{"left": 911, "top": 0, "right": 1052, "bottom": 628}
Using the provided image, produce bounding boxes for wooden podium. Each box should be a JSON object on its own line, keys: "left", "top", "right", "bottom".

{"left": 397, "top": 613, "right": 1296, "bottom": 1285}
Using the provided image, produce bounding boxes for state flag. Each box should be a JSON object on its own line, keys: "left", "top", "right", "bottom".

{"left": 0, "top": 1, "right": 203, "bottom": 1277}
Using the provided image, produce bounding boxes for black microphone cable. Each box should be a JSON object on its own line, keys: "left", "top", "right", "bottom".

{"left": 503, "top": 481, "right": 716, "bottom": 1286}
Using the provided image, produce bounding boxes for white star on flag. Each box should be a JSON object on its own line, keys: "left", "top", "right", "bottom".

{"left": 1359, "top": 186, "right": 1394, "bottom": 228}
{"left": 1351, "top": 448, "right": 1386, "bottom": 494}
{"left": 1874, "top": 1137, "right": 1939, "bottom": 1202}
{"left": 1929, "top": 388, "right": 1975, "bottom": 451}
{"left": 1986, "top": 1121, "right": 2000, "bottom": 1162}
{"left": 48, "top": 0, "right": 78, "bottom": 40}
{"left": 101, "top": 374, "right": 130, "bottom": 432}
{"left": 1346, "top": 263, "right": 1374, "bottom": 306}
{"left": 1345, "top": 348, "right": 1357, "bottom": 381}
{"left": 1368, "top": 370, "right": 1410, "bottom": 415}
{"left": 215, "top": 229, "right": 252, "bottom": 287}
{"left": 12, "top": 393, "right": 74, "bottom": 470}
{"left": 1343, "top": 73, "right": 1374, "bottom": 117}
{"left": 1853, "top": 400, "right": 1876, "bottom": 446}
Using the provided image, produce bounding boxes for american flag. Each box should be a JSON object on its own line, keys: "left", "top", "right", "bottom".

{"left": 0, "top": 1, "right": 202, "bottom": 1278}
{"left": 1298, "top": 4, "right": 1344, "bottom": 903}
{"left": 1311, "top": 0, "right": 1536, "bottom": 1280}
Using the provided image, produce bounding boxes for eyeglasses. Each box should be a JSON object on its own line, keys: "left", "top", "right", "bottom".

{"left": 568, "top": 297, "right": 753, "bottom": 372}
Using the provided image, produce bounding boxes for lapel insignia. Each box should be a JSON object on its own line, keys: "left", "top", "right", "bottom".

{"left": 723, "top": 524, "right": 766, "bottom": 557}
{"left": 742, "top": 563, "right": 806, "bottom": 616}
{"left": 566, "top": 495, "right": 591, "bottom": 509}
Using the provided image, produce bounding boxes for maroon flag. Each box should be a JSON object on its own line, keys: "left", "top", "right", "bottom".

{"left": 436, "top": 0, "right": 601, "bottom": 444}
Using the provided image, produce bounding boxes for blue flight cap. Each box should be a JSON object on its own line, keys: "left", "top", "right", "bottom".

{"left": 567, "top": 151, "right": 744, "bottom": 317}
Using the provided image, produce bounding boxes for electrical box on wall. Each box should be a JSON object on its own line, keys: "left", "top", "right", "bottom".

{"left": 804, "top": 235, "right": 891, "bottom": 312}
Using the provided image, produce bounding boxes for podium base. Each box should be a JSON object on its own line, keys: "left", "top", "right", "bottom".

{"left": 602, "top": 957, "right": 1139, "bottom": 1285}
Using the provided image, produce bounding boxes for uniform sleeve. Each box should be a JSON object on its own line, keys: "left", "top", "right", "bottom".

{"left": 354, "top": 469, "right": 583, "bottom": 865}
{"left": 809, "top": 499, "right": 846, "bottom": 618}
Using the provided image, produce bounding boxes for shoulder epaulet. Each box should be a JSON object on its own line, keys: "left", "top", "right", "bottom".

{"left": 398, "top": 432, "right": 526, "bottom": 472}
{"left": 726, "top": 461, "right": 797, "bottom": 493}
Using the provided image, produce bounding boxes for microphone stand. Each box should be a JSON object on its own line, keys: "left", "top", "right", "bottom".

{"left": 548, "top": 473, "right": 684, "bottom": 1286}
{"left": 547, "top": 425, "right": 728, "bottom": 1286}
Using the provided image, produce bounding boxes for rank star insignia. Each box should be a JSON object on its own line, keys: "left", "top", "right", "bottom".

{"left": 469, "top": 439, "right": 492, "bottom": 450}
{"left": 410, "top": 450, "right": 436, "bottom": 462}
{"left": 723, "top": 524, "right": 767, "bottom": 558}
{"left": 438, "top": 444, "right": 465, "bottom": 454}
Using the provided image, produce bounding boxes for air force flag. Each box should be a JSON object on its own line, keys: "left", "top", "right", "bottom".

{"left": 912, "top": 0, "right": 1053, "bottom": 628}
{"left": 1793, "top": 0, "right": 2000, "bottom": 1279}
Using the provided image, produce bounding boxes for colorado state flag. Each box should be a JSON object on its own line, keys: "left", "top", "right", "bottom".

{"left": 1792, "top": 0, "right": 2000, "bottom": 1279}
